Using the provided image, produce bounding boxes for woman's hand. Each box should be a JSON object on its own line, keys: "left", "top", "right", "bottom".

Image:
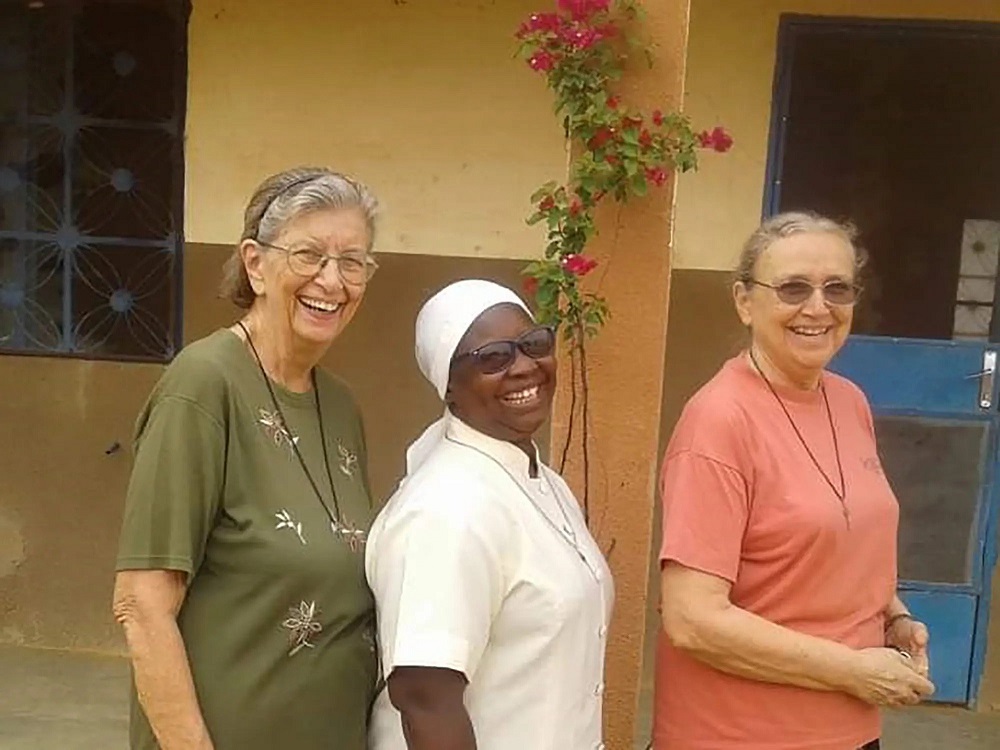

{"left": 885, "top": 615, "right": 930, "bottom": 678}
{"left": 847, "top": 647, "right": 935, "bottom": 707}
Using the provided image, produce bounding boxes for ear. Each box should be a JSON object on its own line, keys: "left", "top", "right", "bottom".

{"left": 241, "top": 239, "right": 267, "bottom": 296}
{"left": 733, "top": 281, "right": 753, "bottom": 327}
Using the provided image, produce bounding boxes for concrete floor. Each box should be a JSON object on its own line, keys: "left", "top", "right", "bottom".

{"left": 0, "top": 646, "right": 128, "bottom": 750}
{"left": 2, "top": 646, "right": 1000, "bottom": 749}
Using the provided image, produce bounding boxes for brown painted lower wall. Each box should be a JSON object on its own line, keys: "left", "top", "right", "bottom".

{"left": 645, "top": 267, "right": 1000, "bottom": 714}
{"left": 0, "top": 243, "right": 530, "bottom": 652}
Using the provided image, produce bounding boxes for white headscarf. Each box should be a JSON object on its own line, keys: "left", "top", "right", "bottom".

{"left": 406, "top": 279, "right": 532, "bottom": 474}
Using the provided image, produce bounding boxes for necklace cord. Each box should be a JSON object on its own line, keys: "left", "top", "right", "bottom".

{"left": 748, "top": 350, "right": 850, "bottom": 527}
{"left": 236, "top": 321, "right": 343, "bottom": 525}
{"left": 443, "top": 434, "right": 595, "bottom": 569}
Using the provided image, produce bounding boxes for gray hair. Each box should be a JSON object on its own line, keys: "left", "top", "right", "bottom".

{"left": 734, "top": 211, "right": 867, "bottom": 284}
{"left": 220, "top": 166, "right": 380, "bottom": 309}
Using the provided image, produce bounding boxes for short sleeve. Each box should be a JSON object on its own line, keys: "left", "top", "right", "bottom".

{"left": 370, "top": 497, "right": 508, "bottom": 679}
{"left": 659, "top": 450, "right": 750, "bottom": 583}
{"left": 115, "top": 395, "right": 225, "bottom": 578}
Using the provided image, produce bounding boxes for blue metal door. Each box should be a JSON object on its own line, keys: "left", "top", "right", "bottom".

{"left": 763, "top": 15, "right": 1000, "bottom": 704}
{"left": 830, "top": 338, "right": 1000, "bottom": 703}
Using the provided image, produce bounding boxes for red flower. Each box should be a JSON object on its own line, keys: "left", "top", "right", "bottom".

{"left": 538, "top": 195, "right": 556, "bottom": 211}
{"left": 606, "top": 95, "right": 620, "bottom": 110}
{"left": 604, "top": 153, "right": 620, "bottom": 166}
{"left": 697, "top": 126, "right": 734, "bottom": 153}
{"left": 622, "top": 115, "right": 643, "bottom": 129}
{"left": 652, "top": 109, "right": 664, "bottom": 127}
{"left": 568, "top": 197, "right": 583, "bottom": 216}
{"left": 566, "top": 27, "right": 599, "bottom": 49}
{"left": 639, "top": 129, "right": 654, "bottom": 149}
{"left": 523, "top": 276, "right": 539, "bottom": 296}
{"left": 587, "top": 126, "right": 615, "bottom": 150}
{"left": 645, "top": 166, "right": 668, "bottom": 187}
{"left": 528, "top": 50, "right": 557, "bottom": 72}
{"left": 517, "top": 12, "right": 564, "bottom": 37}
{"left": 562, "top": 253, "right": 599, "bottom": 277}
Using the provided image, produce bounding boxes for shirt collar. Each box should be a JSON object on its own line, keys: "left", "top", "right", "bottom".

{"left": 444, "top": 412, "right": 540, "bottom": 481}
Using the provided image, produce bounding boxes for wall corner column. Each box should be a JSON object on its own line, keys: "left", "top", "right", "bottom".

{"left": 548, "top": 1, "right": 691, "bottom": 747}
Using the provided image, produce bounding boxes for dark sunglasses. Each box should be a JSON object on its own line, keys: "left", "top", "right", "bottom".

{"left": 749, "top": 278, "right": 861, "bottom": 306}
{"left": 452, "top": 326, "right": 556, "bottom": 375}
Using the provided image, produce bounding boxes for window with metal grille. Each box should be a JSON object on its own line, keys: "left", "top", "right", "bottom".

{"left": 0, "top": 0, "right": 187, "bottom": 361}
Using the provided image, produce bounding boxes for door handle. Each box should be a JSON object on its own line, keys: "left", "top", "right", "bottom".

{"left": 973, "top": 350, "right": 996, "bottom": 410}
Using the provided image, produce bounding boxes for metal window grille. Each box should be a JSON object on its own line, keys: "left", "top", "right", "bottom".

{"left": 0, "top": 0, "right": 188, "bottom": 361}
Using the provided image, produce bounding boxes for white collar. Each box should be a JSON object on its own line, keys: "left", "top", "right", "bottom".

{"left": 444, "top": 413, "right": 541, "bottom": 482}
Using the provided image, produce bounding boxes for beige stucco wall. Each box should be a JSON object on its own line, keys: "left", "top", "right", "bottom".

{"left": 184, "top": 0, "right": 565, "bottom": 259}
{"left": 1, "top": 0, "right": 567, "bottom": 650}
{"left": 673, "top": 0, "right": 1000, "bottom": 271}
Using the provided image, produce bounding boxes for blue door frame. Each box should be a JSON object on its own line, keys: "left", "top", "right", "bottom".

{"left": 762, "top": 14, "right": 1000, "bottom": 705}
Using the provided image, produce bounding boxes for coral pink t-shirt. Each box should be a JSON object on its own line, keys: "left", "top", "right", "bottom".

{"left": 655, "top": 355, "right": 899, "bottom": 750}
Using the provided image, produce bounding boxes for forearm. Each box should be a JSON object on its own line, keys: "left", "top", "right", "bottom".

{"left": 666, "top": 603, "right": 860, "bottom": 693}
{"left": 399, "top": 705, "right": 476, "bottom": 750}
{"left": 122, "top": 615, "right": 213, "bottom": 750}
{"left": 884, "top": 595, "right": 910, "bottom": 621}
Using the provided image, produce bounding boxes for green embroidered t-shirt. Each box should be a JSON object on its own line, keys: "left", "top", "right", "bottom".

{"left": 116, "top": 328, "right": 377, "bottom": 750}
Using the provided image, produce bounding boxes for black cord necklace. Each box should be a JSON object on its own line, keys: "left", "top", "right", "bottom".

{"left": 237, "top": 321, "right": 343, "bottom": 530}
{"left": 748, "top": 349, "right": 850, "bottom": 528}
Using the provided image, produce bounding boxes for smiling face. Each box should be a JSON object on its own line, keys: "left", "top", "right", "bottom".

{"left": 446, "top": 303, "right": 556, "bottom": 447}
{"left": 242, "top": 206, "right": 370, "bottom": 353}
{"left": 734, "top": 231, "right": 857, "bottom": 387}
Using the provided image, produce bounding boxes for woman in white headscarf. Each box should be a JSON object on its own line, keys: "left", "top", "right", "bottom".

{"left": 365, "top": 279, "right": 614, "bottom": 750}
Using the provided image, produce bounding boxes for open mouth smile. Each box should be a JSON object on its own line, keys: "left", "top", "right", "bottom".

{"left": 500, "top": 385, "right": 541, "bottom": 406}
{"left": 298, "top": 296, "right": 343, "bottom": 314}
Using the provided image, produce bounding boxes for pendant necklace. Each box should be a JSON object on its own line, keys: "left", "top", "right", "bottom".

{"left": 748, "top": 349, "right": 850, "bottom": 528}
{"left": 237, "top": 321, "right": 350, "bottom": 540}
{"left": 444, "top": 435, "right": 599, "bottom": 580}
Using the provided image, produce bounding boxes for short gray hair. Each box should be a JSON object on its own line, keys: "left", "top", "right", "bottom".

{"left": 221, "top": 166, "right": 380, "bottom": 309}
{"left": 734, "top": 211, "right": 866, "bottom": 284}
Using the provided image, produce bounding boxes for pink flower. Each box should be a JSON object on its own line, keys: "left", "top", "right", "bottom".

{"left": 528, "top": 50, "right": 557, "bottom": 72}
{"left": 538, "top": 195, "right": 556, "bottom": 211}
{"left": 606, "top": 95, "right": 620, "bottom": 110}
{"left": 568, "top": 197, "right": 583, "bottom": 216}
{"left": 604, "top": 153, "right": 620, "bottom": 166}
{"left": 562, "top": 253, "right": 599, "bottom": 277}
{"left": 645, "top": 166, "right": 668, "bottom": 187}
{"left": 697, "top": 126, "right": 734, "bottom": 153}
{"left": 639, "top": 129, "right": 654, "bottom": 149}
{"left": 523, "top": 276, "right": 539, "bottom": 296}
{"left": 652, "top": 109, "right": 664, "bottom": 127}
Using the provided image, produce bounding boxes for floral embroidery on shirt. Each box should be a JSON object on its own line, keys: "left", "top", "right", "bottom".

{"left": 337, "top": 442, "right": 358, "bottom": 477}
{"left": 283, "top": 600, "right": 322, "bottom": 656}
{"left": 331, "top": 518, "right": 367, "bottom": 553}
{"left": 257, "top": 409, "right": 299, "bottom": 452}
{"left": 275, "top": 509, "right": 306, "bottom": 545}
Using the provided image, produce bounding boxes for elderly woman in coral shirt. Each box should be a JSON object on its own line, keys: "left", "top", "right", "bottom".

{"left": 655, "top": 212, "right": 934, "bottom": 750}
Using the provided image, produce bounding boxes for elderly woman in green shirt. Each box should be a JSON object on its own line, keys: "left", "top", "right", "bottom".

{"left": 113, "top": 167, "right": 380, "bottom": 750}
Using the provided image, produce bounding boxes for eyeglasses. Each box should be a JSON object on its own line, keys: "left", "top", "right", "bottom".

{"left": 256, "top": 241, "right": 378, "bottom": 285}
{"left": 452, "top": 326, "right": 556, "bottom": 375}
{"left": 748, "top": 278, "right": 861, "bottom": 306}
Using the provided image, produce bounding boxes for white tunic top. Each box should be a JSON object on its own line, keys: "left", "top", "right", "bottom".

{"left": 365, "top": 416, "right": 614, "bottom": 750}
